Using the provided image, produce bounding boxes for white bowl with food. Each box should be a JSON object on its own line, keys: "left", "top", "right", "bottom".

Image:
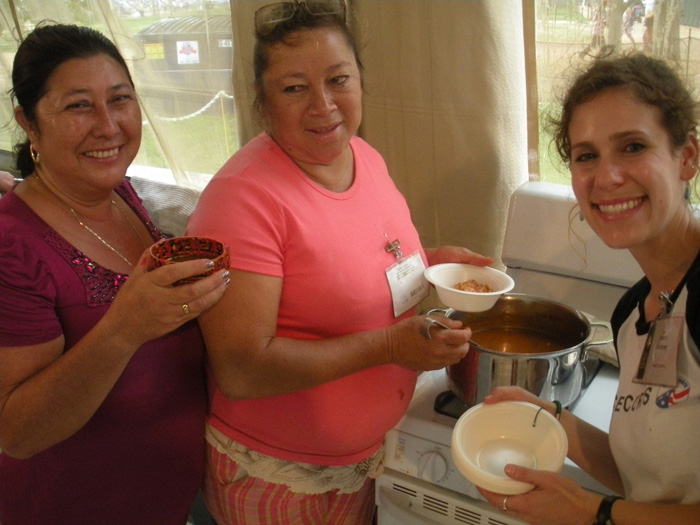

{"left": 451, "top": 401, "right": 568, "bottom": 495}
{"left": 424, "top": 263, "right": 514, "bottom": 312}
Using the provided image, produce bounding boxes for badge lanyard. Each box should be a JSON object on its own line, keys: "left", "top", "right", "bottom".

{"left": 384, "top": 236, "right": 429, "bottom": 317}
{"left": 633, "top": 291, "right": 683, "bottom": 387}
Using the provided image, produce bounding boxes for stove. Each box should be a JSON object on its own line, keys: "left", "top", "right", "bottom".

{"left": 377, "top": 365, "right": 619, "bottom": 524}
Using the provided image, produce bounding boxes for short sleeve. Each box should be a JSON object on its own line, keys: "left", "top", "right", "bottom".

{"left": 187, "top": 173, "right": 286, "bottom": 277}
{"left": 0, "top": 210, "right": 62, "bottom": 347}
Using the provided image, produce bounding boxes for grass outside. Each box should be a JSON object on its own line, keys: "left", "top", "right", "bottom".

{"left": 119, "top": 7, "right": 238, "bottom": 176}
{"left": 136, "top": 102, "right": 239, "bottom": 177}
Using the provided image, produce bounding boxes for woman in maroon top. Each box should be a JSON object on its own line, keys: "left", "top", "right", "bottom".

{"left": 0, "top": 23, "right": 229, "bottom": 524}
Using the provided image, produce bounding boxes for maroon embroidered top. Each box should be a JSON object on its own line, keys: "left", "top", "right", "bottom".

{"left": 0, "top": 181, "right": 207, "bottom": 524}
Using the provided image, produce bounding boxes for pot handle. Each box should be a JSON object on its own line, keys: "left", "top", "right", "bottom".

{"left": 581, "top": 319, "right": 614, "bottom": 362}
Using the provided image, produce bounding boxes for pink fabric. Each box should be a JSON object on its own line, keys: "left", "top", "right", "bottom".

{"left": 204, "top": 442, "right": 376, "bottom": 525}
{"left": 187, "top": 133, "right": 420, "bottom": 465}
{"left": 0, "top": 182, "right": 208, "bottom": 525}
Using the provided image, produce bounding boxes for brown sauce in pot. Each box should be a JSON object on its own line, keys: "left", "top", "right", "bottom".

{"left": 470, "top": 328, "right": 572, "bottom": 354}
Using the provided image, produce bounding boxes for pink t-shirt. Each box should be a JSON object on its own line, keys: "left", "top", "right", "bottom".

{"left": 188, "top": 134, "right": 421, "bottom": 465}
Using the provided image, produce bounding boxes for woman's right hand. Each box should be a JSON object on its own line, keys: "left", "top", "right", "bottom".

{"left": 385, "top": 314, "right": 471, "bottom": 371}
{"left": 101, "top": 249, "right": 230, "bottom": 348}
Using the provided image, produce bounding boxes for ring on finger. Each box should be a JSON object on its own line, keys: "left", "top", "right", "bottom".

{"left": 502, "top": 495, "right": 509, "bottom": 512}
{"left": 182, "top": 303, "right": 190, "bottom": 315}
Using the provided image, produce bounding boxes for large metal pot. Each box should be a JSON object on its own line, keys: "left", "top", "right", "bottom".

{"left": 430, "top": 293, "right": 611, "bottom": 408}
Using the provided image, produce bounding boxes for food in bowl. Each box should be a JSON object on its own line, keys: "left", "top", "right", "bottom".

{"left": 424, "top": 263, "right": 514, "bottom": 312}
{"left": 454, "top": 279, "right": 493, "bottom": 293}
{"left": 451, "top": 401, "right": 568, "bottom": 494}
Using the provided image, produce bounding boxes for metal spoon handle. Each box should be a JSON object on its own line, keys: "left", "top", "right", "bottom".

{"left": 420, "top": 316, "right": 451, "bottom": 340}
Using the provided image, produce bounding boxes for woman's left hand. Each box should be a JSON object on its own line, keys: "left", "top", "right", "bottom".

{"left": 425, "top": 246, "right": 494, "bottom": 267}
{"left": 478, "top": 465, "right": 600, "bottom": 525}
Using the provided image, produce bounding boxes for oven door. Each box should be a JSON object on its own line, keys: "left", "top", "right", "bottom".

{"left": 376, "top": 469, "right": 525, "bottom": 525}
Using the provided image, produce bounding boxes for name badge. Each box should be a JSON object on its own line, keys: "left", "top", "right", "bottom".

{"left": 633, "top": 314, "right": 682, "bottom": 387}
{"left": 386, "top": 251, "right": 429, "bottom": 317}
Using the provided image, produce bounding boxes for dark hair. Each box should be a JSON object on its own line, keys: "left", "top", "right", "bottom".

{"left": 11, "top": 23, "right": 134, "bottom": 177}
{"left": 551, "top": 51, "right": 699, "bottom": 165}
{"left": 252, "top": 2, "right": 363, "bottom": 124}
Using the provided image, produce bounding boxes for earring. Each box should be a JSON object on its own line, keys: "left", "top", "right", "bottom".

{"left": 29, "top": 145, "right": 40, "bottom": 165}
{"left": 579, "top": 210, "right": 585, "bottom": 221}
{"left": 685, "top": 185, "right": 691, "bottom": 200}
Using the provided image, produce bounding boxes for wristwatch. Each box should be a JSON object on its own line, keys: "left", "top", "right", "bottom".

{"left": 594, "top": 495, "right": 621, "bottom": 525}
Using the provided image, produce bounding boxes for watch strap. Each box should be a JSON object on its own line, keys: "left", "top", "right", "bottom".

{"left": 594, "top": 495, "right": 621, "bottom": 525}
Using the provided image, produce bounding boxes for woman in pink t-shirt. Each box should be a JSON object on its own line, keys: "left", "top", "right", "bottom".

{"left": 187, "top": 1, "right": 492, "bottom": 523}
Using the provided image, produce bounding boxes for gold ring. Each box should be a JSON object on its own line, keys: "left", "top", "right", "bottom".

{"left": 182, "top": 303, "right": 190, "bottom": 315}
{"left": 502, "top": 495, "right": 509, "bottom": 512}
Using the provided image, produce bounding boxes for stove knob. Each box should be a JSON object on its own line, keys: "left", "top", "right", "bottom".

{"left": 417, "top": 450, "right": 448, "bottom": 483}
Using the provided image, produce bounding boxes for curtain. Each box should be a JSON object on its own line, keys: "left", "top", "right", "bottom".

{"left": 230, "top": 0, "right": 265, "bottom": 144}
{"left": 0, "top": 0, "right": 237, "bottom": 189}
{"left": 355, "top": 0, "right": 531, "bottom": 267}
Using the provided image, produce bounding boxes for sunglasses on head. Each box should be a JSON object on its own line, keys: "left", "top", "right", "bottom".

{"left": 255, "top": 0, "right": 347, "bottom": 36}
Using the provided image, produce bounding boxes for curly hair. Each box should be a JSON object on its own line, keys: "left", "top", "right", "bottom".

{"left": 550, "top": 50, "right": 699, "bottom": 166}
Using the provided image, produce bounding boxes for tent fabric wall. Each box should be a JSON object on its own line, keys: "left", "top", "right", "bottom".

{"left": 229, "top": 0, "right": 262, "bottom": 147}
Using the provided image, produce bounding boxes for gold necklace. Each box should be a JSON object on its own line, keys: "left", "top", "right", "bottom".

{"left": 34, "top": 174, "right": 143, "bottom": 268}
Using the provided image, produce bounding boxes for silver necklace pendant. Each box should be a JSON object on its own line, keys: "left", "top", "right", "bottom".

{"left": 658, "top": 291, "right": 674, "bottom": 316}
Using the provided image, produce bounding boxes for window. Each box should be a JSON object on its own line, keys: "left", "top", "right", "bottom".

{"left": 0, "top": 0, "right": 239, "bottom": 188}
{"left": 535, "top": 0, "right": 700, "bottom": 184}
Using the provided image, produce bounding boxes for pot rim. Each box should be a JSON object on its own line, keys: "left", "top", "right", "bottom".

{"left": 466, "top": 337, "right": 584, "bottom": 358}
{"left": 442, "top": 293, "right": 594, "bottom": 358}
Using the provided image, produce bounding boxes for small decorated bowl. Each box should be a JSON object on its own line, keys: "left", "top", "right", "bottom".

{"left": 149, "top": 236, "right": 229, "bottom": 285}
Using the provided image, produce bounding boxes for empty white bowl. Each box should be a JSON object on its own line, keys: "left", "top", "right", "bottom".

{"left": 451, "top": 401, "right": 568, "bottom": 495}
{"left": 424, "top": 263, "right": 514, "bottom": 312}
